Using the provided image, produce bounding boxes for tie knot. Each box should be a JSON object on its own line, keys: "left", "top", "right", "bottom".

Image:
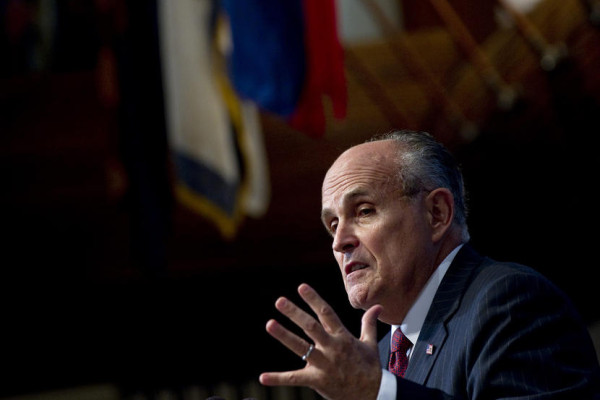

{"left": 391, "top": 328, "right": 412, "bottom": 353}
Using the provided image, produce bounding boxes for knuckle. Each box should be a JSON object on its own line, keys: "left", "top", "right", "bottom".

{"left": 305, "top": 319, "right": 320, "bottom": 333}
{"left": 287, "top": 372, "right": 300, "bottom": 385}
{"left": 319, "top": 305, "right": 333, "bottom": 317}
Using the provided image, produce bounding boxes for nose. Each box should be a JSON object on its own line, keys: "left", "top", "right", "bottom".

{"left": 332, "top": 221, "right": 359, "bottom": 253}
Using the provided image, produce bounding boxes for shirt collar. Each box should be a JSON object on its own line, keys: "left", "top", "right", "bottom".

{"left": 392, "top": 244, "right": 463, "bottom": 347}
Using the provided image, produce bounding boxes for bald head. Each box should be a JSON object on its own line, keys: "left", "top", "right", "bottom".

{"left": 322, "top": 140, "right": 399, "bottom": 202}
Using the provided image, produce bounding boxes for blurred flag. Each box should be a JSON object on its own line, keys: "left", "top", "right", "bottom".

{"left": 288, "top": 0, "right": 347, "bottom": 136}
{"left": 158, "top": 0, "right": 270, "bottom": 239}
{"left": 220, "top": 0, "right": 306, "bottom": 117}
{"left": 221, "top": 0, "right": 347, "bottom": 137}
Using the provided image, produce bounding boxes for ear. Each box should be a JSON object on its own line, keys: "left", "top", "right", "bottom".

{"left": 425, "top": 188, "right": 454, "bottom": 243}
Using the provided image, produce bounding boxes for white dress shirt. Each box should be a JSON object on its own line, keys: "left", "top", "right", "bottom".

{"left": 377, "top": 244, "right": 463, "bottom": 400}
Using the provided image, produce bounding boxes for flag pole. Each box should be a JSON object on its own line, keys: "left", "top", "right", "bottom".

{"left": 344, "top": 47, "right": 418, "bottom": 130}
{"left": 428, "top": 0, "right": 519, "bottom": 110}
{"left": 359, "top": 0, "right": 478, "bottom": 140}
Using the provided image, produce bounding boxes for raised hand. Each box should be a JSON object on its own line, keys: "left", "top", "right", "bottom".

{"left": 259, "top": 283, "right": 383, "bottom": 400}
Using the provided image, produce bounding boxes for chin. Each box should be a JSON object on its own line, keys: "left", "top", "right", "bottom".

{"left": 347, "top": 285, "right": 372, "bottom": 310}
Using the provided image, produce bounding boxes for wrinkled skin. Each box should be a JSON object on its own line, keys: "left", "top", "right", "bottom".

{"left": 259, "top": 284, "right": 383, "bottom": 400}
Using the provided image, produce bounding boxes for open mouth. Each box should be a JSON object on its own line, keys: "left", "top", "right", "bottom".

{"left": 346, "top": 263, "right": 369, "bottom": 275}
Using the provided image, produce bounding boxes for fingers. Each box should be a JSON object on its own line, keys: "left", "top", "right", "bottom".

{"left": 262, "top": 285, "right": 383, "bottom": 398}
{"left": 265, "top": 318, "right": 316, "bottom": 360}
{"left": 360, "top": 304, "right": 382, "bottom": 346}
{"left": 297, "top": 283, "right": 346, "bottom": 336}
{"left": 259, "top": 370, "right": 306, "bottom": 388}
{"left": 275, "top": 293, "right": 331, "bottom": 345}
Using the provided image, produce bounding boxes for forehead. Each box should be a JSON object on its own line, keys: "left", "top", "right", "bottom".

{"left": 322, "top": 141, "right": 398, "bottom": 204}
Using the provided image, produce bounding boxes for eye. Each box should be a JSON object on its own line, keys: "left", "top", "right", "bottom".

{"left": 329, "top": 220, "right": 338, "bottom": 234}
{"left": 324, "top": 218, "right": 338, "bottom": 236}
{"left": 357, "top": 206, "right": 374, "bottom": 217}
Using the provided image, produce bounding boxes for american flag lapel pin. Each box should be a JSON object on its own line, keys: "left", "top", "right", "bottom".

{"left": 426, "top": 344, "right": 434, "bottom": 355}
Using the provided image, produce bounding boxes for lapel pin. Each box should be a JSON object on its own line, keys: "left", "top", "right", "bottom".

{"left": 426, "top": 344, "right": 434, "bottom": 355}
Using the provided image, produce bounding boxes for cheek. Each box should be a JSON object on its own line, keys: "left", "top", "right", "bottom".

{"left": 366, "top": 226, "right": 396, "bottom": 261}
{"left": 370, "top": 229, "right": 412, "bottom": 279}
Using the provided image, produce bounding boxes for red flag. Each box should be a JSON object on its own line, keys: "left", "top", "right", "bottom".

{"left": 289, "top": 0, "right": 347, "bottom": 137}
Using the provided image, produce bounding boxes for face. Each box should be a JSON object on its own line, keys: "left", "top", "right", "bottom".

{"left": 321, "top": 140, "right": 437, "bottom": 324}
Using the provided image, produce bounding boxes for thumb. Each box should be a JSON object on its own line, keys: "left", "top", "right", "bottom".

{"left": 360, "top": 304, "right": 382, "bottom": 346}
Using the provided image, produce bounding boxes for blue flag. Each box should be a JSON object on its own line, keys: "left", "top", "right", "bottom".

{"left": 221, "top": 0, "right": 306, "bottom": 117}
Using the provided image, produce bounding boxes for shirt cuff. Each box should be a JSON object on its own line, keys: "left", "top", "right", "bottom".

{"left": 377, "top": 369, "right": 397, "bottom": 400}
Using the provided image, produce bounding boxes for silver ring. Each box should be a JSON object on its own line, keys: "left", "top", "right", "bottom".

{"left": 301, "top": 344, "right": 314, "bottom": 361}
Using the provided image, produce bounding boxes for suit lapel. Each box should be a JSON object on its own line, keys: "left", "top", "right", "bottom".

{"left": 378, "top": 331, "right": 391, "bottom": 368}
{"left": 403, "top": 244, "right": 482, "bottom": 384}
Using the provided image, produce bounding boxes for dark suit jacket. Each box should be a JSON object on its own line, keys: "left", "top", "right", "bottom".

{"left": 378, "top": 244, "right": 600, "bottom": 399}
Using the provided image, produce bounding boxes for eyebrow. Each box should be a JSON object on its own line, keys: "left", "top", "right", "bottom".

{"left": 321, "top": 188, "right": 371, "bottom": 224}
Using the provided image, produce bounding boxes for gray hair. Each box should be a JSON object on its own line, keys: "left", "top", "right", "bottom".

{"left": 368, "top": 130, "right": 470, "bottom": 242}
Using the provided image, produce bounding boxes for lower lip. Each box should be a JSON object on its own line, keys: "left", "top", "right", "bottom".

{"left": 347, "top": 267, "right": 369, "bottom": 280}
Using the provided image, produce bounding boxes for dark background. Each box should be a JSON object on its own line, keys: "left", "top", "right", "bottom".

{"left": 1, "top": 0, "right": 599, "bottom": 397}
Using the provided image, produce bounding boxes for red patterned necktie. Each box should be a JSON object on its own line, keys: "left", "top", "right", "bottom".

{"left": 388, "top": 328, "right": 412, "bottom": 377}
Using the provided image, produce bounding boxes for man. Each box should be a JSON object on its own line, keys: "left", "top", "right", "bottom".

{"left": 259, "top": 130, "right": 600, "bottom": 399}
